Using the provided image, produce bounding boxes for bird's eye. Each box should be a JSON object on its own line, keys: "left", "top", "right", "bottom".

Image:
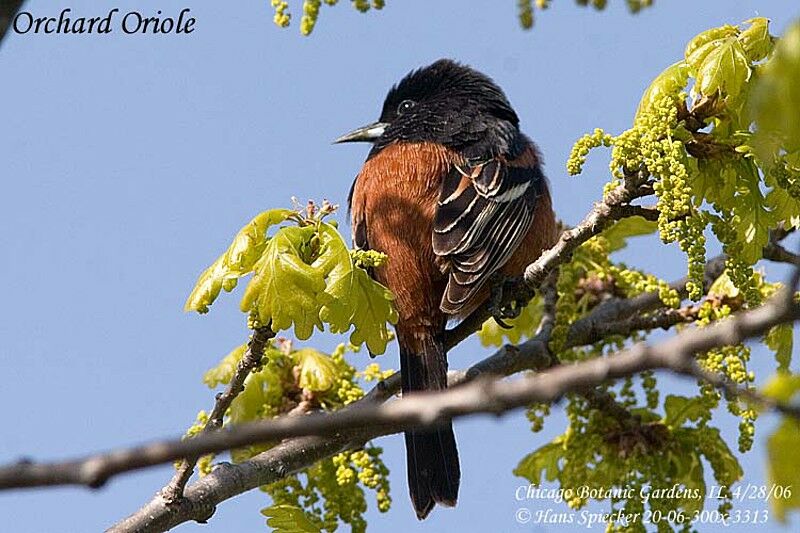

{"left": 397, "top": 99, "right": 416, "bottom": 115}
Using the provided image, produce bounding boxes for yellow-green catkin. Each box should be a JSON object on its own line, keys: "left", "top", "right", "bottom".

{"left": 271, "top": 0, "right": 291, "bottom": 27}
{"left": 352, "top": 0, "right": 370, "bottom": 13}
{"left": 300, "top": 0, "right": 321, "bottom": 35}
{"left": 518, "top": 0, "right": 534, "bottom": 29}
{"left": 566, "top": 128, "right": 613, "bottom": 176}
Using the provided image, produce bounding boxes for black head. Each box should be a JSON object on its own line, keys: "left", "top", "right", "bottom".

{"left": 335, "top": 59, "right": 520, "bottom": 159}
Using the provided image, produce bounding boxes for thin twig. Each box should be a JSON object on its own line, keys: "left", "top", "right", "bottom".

{"left": 161, "top": 325, "right": 275, "bottom": 502}
{"left": 764, "top": 241, "right": 800, "bottom": 266}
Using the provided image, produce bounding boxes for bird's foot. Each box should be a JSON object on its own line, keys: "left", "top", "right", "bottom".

{"left": 488, "top": 274, "right": 535, "bottom": 329}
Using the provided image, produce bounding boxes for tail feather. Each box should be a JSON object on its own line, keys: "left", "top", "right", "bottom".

{"left": 400, "top": 333, "right": 460, "bottom": 519}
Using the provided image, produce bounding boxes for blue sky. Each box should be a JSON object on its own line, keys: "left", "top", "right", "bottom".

{"left": 1, "top": 1, "right": 798, "bottom": 531}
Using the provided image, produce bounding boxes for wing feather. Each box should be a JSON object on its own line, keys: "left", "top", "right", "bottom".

{"left": 433, "top": 148, "right": 543, "bottom": 314}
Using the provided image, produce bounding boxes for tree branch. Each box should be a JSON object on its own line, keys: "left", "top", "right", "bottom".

{"left": 764, "top": 239, "right": 800, "bottom": 266}
{"left": 105, "top": 243, "right": 800, "bottom": 531}
{"left": 0, "top": 252, "right": 759, "bottom": 488}
{"left": 2, "top": 278, "right": 794, "bottom": 531}
{"left": 0, "top": 275, "right": 797, "bottom": 526}
{"left": 0, "top": 0, "right": 23, "bottom": 45}
{"left": 568, "top": 253, "right": 728, "bottom": 336}
{"left": 109, "top": 435, "right": 361, "bottom": 532}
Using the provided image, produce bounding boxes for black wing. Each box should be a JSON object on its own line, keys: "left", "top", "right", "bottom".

{"left": 348, "top": 178, "right": 370, "bottom": 251}
{"left": 433, "top": 152, "right": 543, "bottom": 314}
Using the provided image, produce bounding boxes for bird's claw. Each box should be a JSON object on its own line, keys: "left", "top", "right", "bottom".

{"left": 489, "top": 274, "right": 535, "bottom": 327}
{"left": 493, "top": 315, "right": 513, "bottom": 329}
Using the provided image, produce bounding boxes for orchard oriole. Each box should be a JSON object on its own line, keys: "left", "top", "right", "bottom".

{"left": 335, "top": 59, "right": 557, "bottom": 519}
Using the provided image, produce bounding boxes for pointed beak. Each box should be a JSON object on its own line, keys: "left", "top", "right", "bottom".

{"left": 333, "top": 122, "right": 389, "bottom": 144}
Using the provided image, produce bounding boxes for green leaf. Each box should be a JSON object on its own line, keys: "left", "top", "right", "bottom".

{"left": 229, "top": 369, "right": 271, "bottom": 426}
{"left": 751, "top": 21, "right": 800, "bottom": 155}
{"left": 708, "top": 271, "right": 739, "bottom": 299}
{"left": 734, "top": 205, "right": 771, "bottom": 263}
{"left": 184, "top": 255, "right": 230, "bottom": 314}
{"left": 241, "top": 225, "right": 326, "bottom": 339}
{"left": 261, "top": 504, "right": 323, "bottom": 533}
{"left": 690, "top": 37, "right": 751, "bottom": 102}
{"left": 317, "top": 223, "right": 398, "bottom": 355}
{"left": 697, "top": 427, "right": 744, "bottom": 487}
{"left": 765, "top": 324, "right": 794, "bottom": 372}
{"left": 766, "top": 186, "right": 800, "bottom": 230}
{"left": 601, "top": 216, "right": 658, "bottom": 252}
{"left": 478, "top": 295, "right": 543, "bottom": 347}
{"left": 738, "top": 17, "right": 772, "bottom": 62}
{"left": 762, "top": 373, "right": 800, "bottom": 404}
{"left": 185, "top": 209, "right": 295, "bottom": 313}
{"left": 690, "top": 159, "right": 737, "bottom": 208}
{"left": 767, "top": 419, "right": 800, "bottom": 521}
{"left": 203, "top": 344, "right": 247, "bottom": 388}
{"left": 663, "top": 395, "right": 708, "bottom": 428}
{"left": 685, "top": 24, "right": 739, "bottom": 61}
{"left": 513, "top": 440, "right": 563, "bottom": 485}
{"left": 291, "top": 348, "right": 337, "bottom": 392}
{"left": 636, "top": 61, "right": 689, "bottom": 119}
{"left": 732, "top": 160, "right": 773, "bottom": 263}
{"left": 665, "top": 430, "right": 708, "bottom": 514}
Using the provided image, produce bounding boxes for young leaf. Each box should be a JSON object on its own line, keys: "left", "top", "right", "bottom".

{"left": 227, "top": 209, "right": 296, "bottom": 273}
{"left": 291, "top": 348, "right": 337, "bottom": 392}
{"left": 513, "top": 439, "right": 564, "bottom": 485}
{"left": 762, "top": 373, "right": 800, "bottom": 404}
{"left": 766, "top": 177, "right": 800, "bottom": 231}
{"left": 765, "top": 324, "right": 794, "bottom": 372}
{"left": 184, "top": 254, "right": 231, "bottom": 314}
{"left": 685, "top": 24, "right": 739, "bottom": 60}
{"left": 316, "top": 224, "right": 398, "bottom": 355}
{"left": 690, "top": 37, "right": 751, "bottom": 102}
{"left": 601, "top": 215, "right": 658, "bottom": 252}
{"left": 241, "top": 225, "right": 326, "bottom": 339}
{"left": 228, "top": 369, "right": 275, "bottom": 426}
{"left": 664, "top": 431, "right": 707, "bottom": 514}
{"left": 751, "top": 21, "right": 800, "bottom": 155}
{"left": 636, "top": 61, "right": 689, "bottom": 119}
{"left": 185, "top": 209, "right": 294, "bottom": 313}
{"left": 261, "top": 504, "right": 323, "bottom": 533}
{"left": 708, "top": 271, "right": 739, "bottom": 299}
{"left": 732, "top": 161, "right": 773, "bottom": 263}
{"left": 691, "top": 159, "right": 737, "bottom": 208}
{"left": 203, "top": 344, "right": 247, "bottom": 388}
{"left": 698, "top": 427, "right": 744, "bottom": 487}
{"left": 738, "top": 17, "right": 772, "bottom": 62}
{"left": 767, "top": 419, "right": 800, "bottom": 521}
{"left": 663, "top": 395, "right": 707, "bottom": 428}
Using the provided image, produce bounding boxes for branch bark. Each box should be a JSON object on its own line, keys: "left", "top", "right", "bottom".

{"left": 87, "top": 282, "right": 800, "bottom": 529}
{"left": 0, "top": 0, "right": 23, "bottom": 45}
{"left": 0, "top": 271, "right": 797, "bottom": 533}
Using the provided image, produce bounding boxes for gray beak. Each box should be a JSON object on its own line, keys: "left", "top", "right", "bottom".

{"left": 333, "top": 122, "right": 389, "bottom": 144}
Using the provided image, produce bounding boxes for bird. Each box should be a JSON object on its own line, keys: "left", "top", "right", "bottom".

{"left": 335, "top": 59, "right": 557, "bottom": 519}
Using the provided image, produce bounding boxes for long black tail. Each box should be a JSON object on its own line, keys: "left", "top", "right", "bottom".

{"left": 399, "top": 333, "right": 460, "bottom": 520}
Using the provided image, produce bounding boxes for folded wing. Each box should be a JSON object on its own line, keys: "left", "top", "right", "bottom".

{"left": 433, "top": 146, "right": 544, "bottom": 314}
